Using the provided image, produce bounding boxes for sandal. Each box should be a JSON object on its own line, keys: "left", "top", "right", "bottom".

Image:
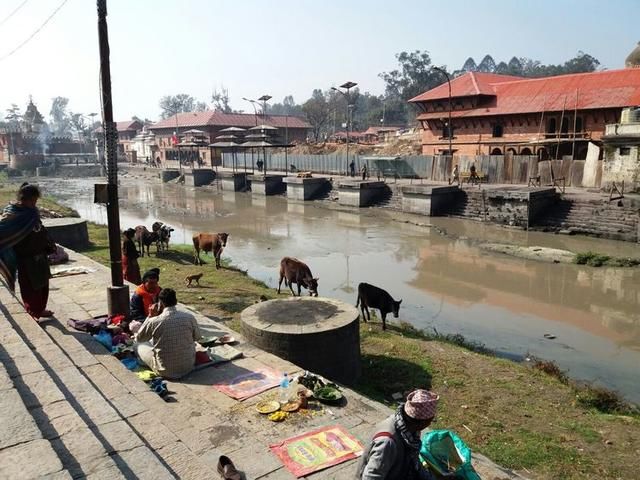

{"left": 217, "top": 455, "right": 241, "bottom": 480}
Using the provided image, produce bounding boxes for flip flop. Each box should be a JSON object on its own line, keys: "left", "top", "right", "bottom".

{"left": 217, "top": 455, "right": 241, "bottom": 480}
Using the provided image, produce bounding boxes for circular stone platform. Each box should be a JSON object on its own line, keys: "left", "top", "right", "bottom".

{"left": 42, "top": 217, "right": 89, "bottom": 250}
{"left": 241, "top": 297, "right": 361, "bottom": 385}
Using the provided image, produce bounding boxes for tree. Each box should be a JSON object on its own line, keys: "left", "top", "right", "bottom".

{"left": 561, "top": 51, "right": 600, "bottom": 74}
{"left": 507, "top": 56, "right": 523, "bottom": 75}
{"left": 462, "top": 57, "right": 477, "bottom": 73}
{"left": 70, "top": 113, "right": 90, "bottom": 140}
{"left": 269, "top": 95, "right": 304, "bottom": 116}
{"left": 211, "top": 87, "right": 232, "bottom": 113}
{"left": 159, "top": 94, "right": 197, "bottom": 119}
{"left": 477, "top": 55, "right": 496, "bottom": 73}
{"left": 195, "top": 101, "right": 208, "bottom": 112}
{"left": 49, "top": 97, "right": 72, "bottom": 136}
{"left": 302, "top": 89, "right": 331, "bottom": 142}
{"left": 5, "top": 104, "right": 22, "bottom": 125}
{"left": 380, "top": 50, "right": 448, "bottom": 123}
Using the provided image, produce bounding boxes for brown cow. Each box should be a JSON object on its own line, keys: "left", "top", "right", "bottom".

{"left": 277, "top": 257, "right": 319, "bottom": 297}
{"left": 193, "top": 233, "right": 228, "bottom": 268}
{"left": 134, "top": 225, "right": 159, "bottom": 257}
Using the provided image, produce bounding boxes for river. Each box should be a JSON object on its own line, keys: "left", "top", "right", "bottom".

{"left": 40, "top": 177, "right": 640, "bottom": 403}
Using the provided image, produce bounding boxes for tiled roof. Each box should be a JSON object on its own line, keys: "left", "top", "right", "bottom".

{"left": 412, "top": 69, "right": 640, "bottom": 120}
{"left": 94, "top": 120, "right": 142, "bottom": 133}
{"left": 149, "top": 111, "right": 311, "bottom": 130}
{"left": 409, "top": 72, "right": 524, "bottom": 103}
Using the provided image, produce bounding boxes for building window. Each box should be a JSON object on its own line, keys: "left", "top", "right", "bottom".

{"left": 492, "top": 124, "right": 504, "bottom": 138}
{"left": 441, "top": 124, "right": 453, "bottom": 139}
{"left": 619, "top": 147, "right": 631, "bottom": 156}
{"left": 546, "top": 118, "right": 557, "bottom": 136}
{"left": 575, "top": 116, "right": 583, "bottom": 134}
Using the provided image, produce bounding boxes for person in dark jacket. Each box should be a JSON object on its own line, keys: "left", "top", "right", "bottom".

{"left": 130, "top": 268, "right": 161, "bottom": 320}
{"left": 0, "top": 183, "right": 56, "bottom": 320}
{"left": 357, "top": 389, "right": 439, "bottom": 480}
{"left": 122, "top": 228, "right": 141, "bottom": 285}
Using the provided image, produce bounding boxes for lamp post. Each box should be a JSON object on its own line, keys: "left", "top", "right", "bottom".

{"left": 242, "top": 97, "right": 259, "bottom": 126}
{"left": 96, "top": 0, "right": 129, "bottom": 316}
{"left": 258, "top": 95, "right": 271, "bottom": 177}
{"left": 432, "top": 67, "right": 452, "bottom": 157}
{"left": 332, "top": 81, "right": 357, "bottom": 176}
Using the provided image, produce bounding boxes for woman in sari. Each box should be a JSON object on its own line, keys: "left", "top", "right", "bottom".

{"left": 0, "top": 183, "right": 55, "bottom": 320}
{"left": 122, "top": 228, "right": 141, "bottom": 284}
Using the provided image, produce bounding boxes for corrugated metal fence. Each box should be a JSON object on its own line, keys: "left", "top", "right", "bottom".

{"left": 221, "top": 153, "right": 598, "bottom": 186}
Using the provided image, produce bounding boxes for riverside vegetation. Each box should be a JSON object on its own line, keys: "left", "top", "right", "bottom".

{"left": 1, "top": 182, "right": 639, "bottom": 479}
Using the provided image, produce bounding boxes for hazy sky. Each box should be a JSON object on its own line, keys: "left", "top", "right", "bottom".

{"left": 1, "top": 0, "right": 638, "bottom": 121}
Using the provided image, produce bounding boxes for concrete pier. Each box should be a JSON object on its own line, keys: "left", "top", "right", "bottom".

{"left": 219, "top": 171, "right": 250, "bottom": 191}
{"left": 283, "top": 176, "right": 330, "bottom": 200}
{"left": 160, "top": 169, "right": 181, "bottom": 182}
{"left": 184, "top": 168, "right": 215, "bottom": 187}
{"left": 338, "top": 180, "right": 387, "bottom": 207}
{"left": 241, "top": 297, "right": 361, "bottom": 385}
{"left": 42, "top": 218, "right": 89, "bottom": 250}
{"left": 401, "top": 184, "right": 461, "bottom": 216}
{"left": 249, "top": 174, "right": 286, "bottom": 195}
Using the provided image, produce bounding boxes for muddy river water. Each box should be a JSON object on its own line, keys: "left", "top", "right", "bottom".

{"left": 42, "top": 178, "right": 640, "bottom": 402}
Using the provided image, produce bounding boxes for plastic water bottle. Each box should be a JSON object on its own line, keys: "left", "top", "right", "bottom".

{"left": 279, "top": 373, "right": 290, "bottom": 403}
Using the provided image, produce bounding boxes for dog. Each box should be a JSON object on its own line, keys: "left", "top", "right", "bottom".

{"left": 185, "top": 272, "right": 203, "bottom": 287}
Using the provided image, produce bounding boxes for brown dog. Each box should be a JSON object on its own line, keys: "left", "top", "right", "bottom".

{"left": 185, "top": 272, "right": 203, "bottom": 287}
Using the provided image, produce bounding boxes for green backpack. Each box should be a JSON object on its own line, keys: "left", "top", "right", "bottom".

{"left": 419, "top": 430, "right": 481, "bottom": 480}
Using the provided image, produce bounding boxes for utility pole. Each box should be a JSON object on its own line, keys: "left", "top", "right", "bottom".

{"left": 432, "top": 67, "right": 452, "bottom": 157}
{"left": 97, "top": 0, "right": 129, "bottom": 316}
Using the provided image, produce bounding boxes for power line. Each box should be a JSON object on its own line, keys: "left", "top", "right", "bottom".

{"left": 0, "top": 0, "right": 29, "bottom": 28}
{"left": 0, "top": 0, "right": 69, "bottom": 63}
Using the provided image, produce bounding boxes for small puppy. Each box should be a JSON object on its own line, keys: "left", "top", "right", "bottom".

{"left": 185, "top": 272, "right": 203, "bottom": 287}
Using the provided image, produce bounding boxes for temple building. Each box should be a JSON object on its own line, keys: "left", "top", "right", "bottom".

{"left": 410, "top": 46, "right": 640, "bottom": 161}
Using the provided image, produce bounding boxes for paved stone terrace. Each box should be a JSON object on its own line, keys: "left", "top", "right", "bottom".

{"left": 0, "top": 250, "right": 524, "bottom": 479}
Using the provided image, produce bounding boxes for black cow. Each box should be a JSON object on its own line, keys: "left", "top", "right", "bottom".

{"left": 152, "top": 222, "right": 174, "bottom": 252}
{"left": 356, "top": 282, "right": 402, "bottom": 330}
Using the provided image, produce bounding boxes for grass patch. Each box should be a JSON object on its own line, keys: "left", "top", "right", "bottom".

{"left": 530, "top": 357, "right": 568, "bottom": 384}
{"left": 79, "top": 222, "right": 276, "bottom": 326}
{"left": 575, "top": 251, "right": 640, "bottom": 268}
{"left": 575, "top": 385, "right": 638, "bottom": 415}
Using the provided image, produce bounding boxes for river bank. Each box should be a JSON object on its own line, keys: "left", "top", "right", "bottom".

{"left": 2, "top": 179, "right": 640, "bottom": 478}
{"left": 79, "top": 224, "right": 640, "bottom": 480}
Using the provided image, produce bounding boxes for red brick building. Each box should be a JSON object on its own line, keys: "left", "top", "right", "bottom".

{"left": 409, "top": 69, "right": 640, "bottom": 159}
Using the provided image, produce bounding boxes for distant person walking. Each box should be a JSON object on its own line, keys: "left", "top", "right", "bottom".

{"left": 350, "top": 160, "right": 356, "bottom": 177}
{"left": 0, "top": 183, "right": 56, "bottom": 320}
{"left": 361, "top": 163, "right": 368, "bottom": 181}
{"left": 449, "top": 164, "right": 459, "bottom": 185}
{"left": 122, "top": 228, "right": 141, "bottom": 285}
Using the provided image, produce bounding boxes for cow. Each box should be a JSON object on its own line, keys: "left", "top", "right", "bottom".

{"left": 152, "top": 222, "right": 174, "bottom": 252}
{"left": 193, "top": 233, "right": 228, "bottom": 268}
{"left": 356, "top": 282, "right": 402, "bottom": 330}
{"left": 277, "top": 257, "right": 319, "bottom": 297}
{"left": 134, "top": 225, "right": 159, "bottom": 257}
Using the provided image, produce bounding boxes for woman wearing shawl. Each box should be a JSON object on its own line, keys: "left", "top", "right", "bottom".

{"left": 122, "top": 228, "right": 141, "bottom": 285}
{"left": 0, "top": 183, "right": 56, "bottom": 319}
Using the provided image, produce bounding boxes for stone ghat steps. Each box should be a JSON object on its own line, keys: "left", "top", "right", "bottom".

{"left": 535, "top": 199, "right": 639, "bottom": 240}
{"left": 0, "top": 288, "right": 215, "bottom": 479}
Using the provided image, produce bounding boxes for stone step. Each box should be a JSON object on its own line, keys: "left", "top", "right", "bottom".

{"left": 0, "top": 286, "right": 214, "bottom": 479}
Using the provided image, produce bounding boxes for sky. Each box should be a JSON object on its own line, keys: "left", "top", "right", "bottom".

{"left": 0, "top": 0, "right": 638, "bottom": 122}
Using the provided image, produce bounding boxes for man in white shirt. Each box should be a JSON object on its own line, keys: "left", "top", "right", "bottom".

{"left": 135, "top": 288, "right": 201, "bottom": 379}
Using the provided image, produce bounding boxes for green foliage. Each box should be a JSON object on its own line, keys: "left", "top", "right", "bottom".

{"left": 574, "top": 251, "right": 640, "bottom": 267}
{"left": 576, "top": 385, "right": 638, "bottom": 415}
{"left": 302, "top": 89, "right": 332, "bottom": 142}
{"left": 159, "top": 94, "right": 208, "bottom": 119}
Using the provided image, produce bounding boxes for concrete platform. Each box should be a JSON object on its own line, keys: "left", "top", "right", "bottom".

{"left": 160, "top": 169, "right": 181, "bottom": 182}
{"left": 284, "top": 176, "right": 330, "bottom": 201}
{"left": 338, "top": 180, "right": 387, "bottom": 207}
{"left": 184, "top": 168, "right": 215, "bottom": 187}
{"left": 241, "top": 297, "right": 361, "bottom": 385}
{"left": 42, "top": 217, "right": 89, "bottom": 250}
{"left": 219, "top": 171, "right": 250, "bottom": 191}
{"left": 249, "top": 174, "right": 286, "bottom": 195}
{"left": 401, "top": 184, "right": 461, "bottom": 216}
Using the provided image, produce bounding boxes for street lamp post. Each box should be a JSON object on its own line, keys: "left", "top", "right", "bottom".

{"left": 432, "top": 67, "right": 452, "bottom": 157}
{"left": 96, "top": 0, "right": 129, "bottom": 316}
{"left": 258, "top": 95, "right": 271, "bottom": 177}
{"left": 242, "top": 97, "right": 259, "bottom": 126}
{"left": 332, "top": 81, "right": 357, "bottom": 176}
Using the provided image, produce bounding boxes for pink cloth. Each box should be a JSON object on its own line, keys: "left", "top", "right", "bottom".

{"left": 404, "top": 389, "right": 439, "bottom": 420}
